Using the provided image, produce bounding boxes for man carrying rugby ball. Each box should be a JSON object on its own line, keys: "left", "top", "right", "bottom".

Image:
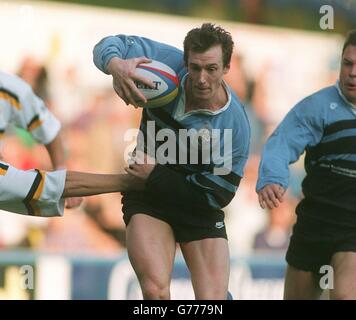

{"left": 93, "top": 23, "right": 250, "bottom": 300}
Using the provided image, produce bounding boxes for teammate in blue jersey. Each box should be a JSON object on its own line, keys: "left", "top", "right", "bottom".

{"left": 257, "top": 30, "right": 356, "bottom": 300}
{"left": 93, "top": 23, "right": 250, "bottom": 299}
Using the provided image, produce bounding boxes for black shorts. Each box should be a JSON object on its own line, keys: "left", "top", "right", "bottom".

{"left": 121, "top": 191, "right": 227, "bottom": 243}
{"left": 286, "top": 232, "right": 356, "bottom": 275}
{"left": 286, "top": 199, "right": 356, "bottom": 275}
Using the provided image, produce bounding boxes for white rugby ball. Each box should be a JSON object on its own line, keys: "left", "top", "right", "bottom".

{"left": 135, "top": 60, "right": 179, "bottom": 108}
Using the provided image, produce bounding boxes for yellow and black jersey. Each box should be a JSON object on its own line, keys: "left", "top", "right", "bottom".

{"left": 0, "top": 72, "right": 60, "bottom": 144}
{"left": 0, "top": 161, "right": 66, "bottom": 216}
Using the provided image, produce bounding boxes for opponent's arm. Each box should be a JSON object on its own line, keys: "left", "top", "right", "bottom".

{"left": 44, "top": 131, "right": 83, "bottom": 208}
{"left": 62, "top": 171, "right": 145, "bottom": 198}
{"left": 44, "top": 131, "right": 66, "bottom": 169}
{"left": 19, "top": 84, "right": 84, "bottom": 208}
{"left": 0, "top": 161, "right": 145, "bottom": 216}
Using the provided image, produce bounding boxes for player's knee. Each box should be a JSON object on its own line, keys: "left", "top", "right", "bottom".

{"left": 329, "top": 287, "right": 353, "bottom": 300}
{"left": 284, "top": 285, "right": 321, "bottom": 300}
{"left": 195, "top": 286, "right": 228, "bottom": 300}
{"left": 284, "top": 291, "right": 304, "bottom": 300}
{"left": 140, "top": 278, "right": 170, "bottom": 300}
{"left": 330, "top": 291, "right": 349, "bottom": 300}
{"left": 284, "top": 285, "right": 303, "bottom": 300}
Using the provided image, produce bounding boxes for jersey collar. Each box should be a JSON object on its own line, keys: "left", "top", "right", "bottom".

{"left": 335, "top": 80, "right": 356, "bottom": 110}
{"left": 174, "top": 74, "right": 232, "bottom": 120}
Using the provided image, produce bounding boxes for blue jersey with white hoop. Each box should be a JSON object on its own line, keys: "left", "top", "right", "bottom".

{"left": 94, "top": 35, "right": 250, "bottom": 210}
{"left": 257, "top": 82, "right": 356, "bottom": 213}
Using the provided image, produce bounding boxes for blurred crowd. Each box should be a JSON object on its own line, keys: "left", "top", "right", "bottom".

{"left": 0, "top": 49, "right": 338, "bottom": 258}
{"left": 45, "top": 0, "right": 355, "bottom": 34}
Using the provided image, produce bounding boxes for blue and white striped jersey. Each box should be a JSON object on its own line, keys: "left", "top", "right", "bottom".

{"left": 257, "top": 82, "right": 356, "bottom": 212}
{"left": 94, "top": 35, "right": 250, "bottom": 210}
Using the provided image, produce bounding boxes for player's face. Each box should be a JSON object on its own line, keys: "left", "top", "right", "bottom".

{"left": 339, "top": 45, "right": 356, "bottom": 104}
{"left": 186, "top": 45, "right": 230, "bottom": 103}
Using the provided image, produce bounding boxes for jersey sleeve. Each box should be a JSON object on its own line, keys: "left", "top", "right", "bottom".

{"left": 93, "top": 34, "right": 184, "bottom": 74}
{"left": 146, "top": 164, "right": 242, "bottom": 211}
{"left": 16, "top": 85, "right": 61, "bottom": 145}
{"left": 0, "top": 161, "right": 66, "bottom": 217}
{"left": 256, "top": 96, "right": 326, "bottom": 192}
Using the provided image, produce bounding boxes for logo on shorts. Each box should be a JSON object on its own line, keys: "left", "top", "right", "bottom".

{"left": 215, "top": 221, "right": 225, "bottom": 229}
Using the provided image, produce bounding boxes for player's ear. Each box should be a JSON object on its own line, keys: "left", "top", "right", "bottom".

{"left": 223, "top": 63, "right": 230, "bottom": 74}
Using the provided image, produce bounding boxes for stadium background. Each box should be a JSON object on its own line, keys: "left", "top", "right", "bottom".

{"left": 0, "top": 0, "right": 354, "bottom": 299}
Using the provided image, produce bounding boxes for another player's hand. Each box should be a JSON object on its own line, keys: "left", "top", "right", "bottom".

{"left": 257, "top": 184, "right": 285, "bottom": 210}
{"left": 106, "top": 56, "right": 155, "bottom": 108}
{"left": 125, "top": 151, "right": 156, "bottom": 180}
{"left": 65, "top": 197, "right": 83, "bottom": 209}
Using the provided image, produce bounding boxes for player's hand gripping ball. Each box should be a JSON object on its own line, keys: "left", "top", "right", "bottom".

{"left": 135, "top": 60, "right": 179, "bottom": 108}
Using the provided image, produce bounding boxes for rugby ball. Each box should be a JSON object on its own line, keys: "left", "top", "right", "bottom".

{"left": 135, "top": 60, "right": 179, "bottom": 108}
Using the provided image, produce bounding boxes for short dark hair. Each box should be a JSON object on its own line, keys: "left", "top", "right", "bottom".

{"left": 342, "top": 29, "right": 356, "bottom": 55}
{"left": 183, "top": 23, "right": 234, "bottom": 68}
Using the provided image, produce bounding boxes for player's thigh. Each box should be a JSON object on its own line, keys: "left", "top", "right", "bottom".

{"left": 126, "top": 213, "right": 176, "bottom": 282}
{"left": 284, "top": 264, "right": 322, "bottom": 300}
{"left": 330, "top": 251, "right": 356, "bottom": 299}
{"left": 180, "top": 238, "right": 230, "bottom": 287}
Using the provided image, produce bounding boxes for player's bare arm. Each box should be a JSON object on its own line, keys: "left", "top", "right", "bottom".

{"left": 45, "top": 132, "right": 83, "bottom": 209}
{"left": 44, "top": 132, "right": 66, "bottom": 170}
{"left": 62, "top": 172, "right": 145, "bottom": 198}
{"left": 258, "top": 184, "right": 285, "bottom": 210}
{"left": 106, "top": 56, "right": 155, "bottom": 107}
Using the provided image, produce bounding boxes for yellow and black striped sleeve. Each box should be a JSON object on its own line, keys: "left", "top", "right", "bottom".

{"left": 0, "top": 163, "right": 65, "bottom": 217}
{"left": 0, "top": 87, "right": 22, "bottom": 110}
{"left": 0, "top": 162, "right": 9, "bottom": 176}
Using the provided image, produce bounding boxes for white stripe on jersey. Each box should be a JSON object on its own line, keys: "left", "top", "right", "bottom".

{"left": 0, "top": 161, "right": 65, "bottom": 216}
